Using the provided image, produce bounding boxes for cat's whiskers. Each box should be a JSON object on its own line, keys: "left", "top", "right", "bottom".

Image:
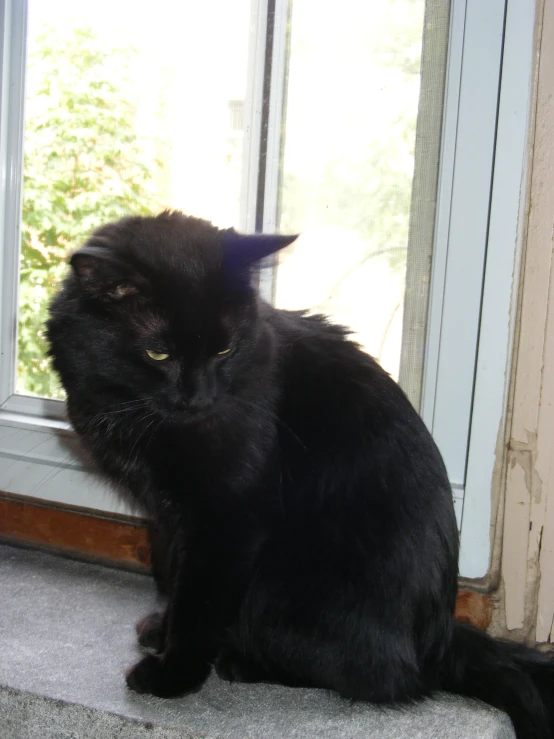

{"left": 106, "top": 403, "right": 152, "bottom": 416}
{"left": 129, "top": 413, "right": 158, "bottom": 459}
{"left": 84, "top": 401, "right": 153, "bottom": 435}
{"left": 145, "top": 417, "right": 165, "bottom": 452}
{"left": 102, "top": 396, "right": 155, "bottom": 411}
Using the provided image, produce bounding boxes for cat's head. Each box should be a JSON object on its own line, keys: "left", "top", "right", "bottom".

{"left": 47, "top": 211, "right": 296, "bottom": 425}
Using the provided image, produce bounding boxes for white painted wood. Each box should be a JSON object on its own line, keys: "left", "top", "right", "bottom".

{"left": 503, "top": 456, "right": 532, "bottom": 630}
{"left": 239, "top": 0, "right": 268, "bottom": 234}
{"left": 261, "top": 0, "right": 288, "bottom": 237}
{"left": 419, "top": 0, "right": 466, "bottom": 429}
{"left": 536, "top": 474, "right": 554, "bottom": 641}
{"left": 497, "top": 0, "right": 554, "bottom": 640}
{"left": 430, "top": 0, "right": 505, "bottom": 488}
{"left": 0, "top": 0, "right": 9, "bottom": 393}
{"left": 509, "top": 122, "right": 554, "bottom": 447}
{"left": 257, "top": 0, "right": 289, "bottom": 303}
{"left": 459, "top": 0, "right": 537, "bottom": 578}
{"left": 533, "top": 0, "right": 554, "bottom": 640}
{"left": 0, "top": 0, "right": 26, "bottom": 407}
{"left": 0, "top": 417, "right": 135, "bottom": 515}
{"left": 453, "top": 494, "right": 464, "bottom": 530}
{"left": 0, "top": 459, "right": 130, "bottom": 515}
{"left": 1, "top": 393, "right": 65, "bottom": 420}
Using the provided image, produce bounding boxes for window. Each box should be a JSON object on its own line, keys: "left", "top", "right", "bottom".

{"left": 0, "top": 0, "right": 536, "bottom": 579}
{"left": 17, "top": 0, "right": 253, "bottom": 399}
{"left": 272, "top": 0, "right": 442, "bottom": 387}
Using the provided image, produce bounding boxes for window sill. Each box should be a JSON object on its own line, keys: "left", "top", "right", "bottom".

{"left": 0, "top": 544, "right": 513, "bottom": 739}
{"left": 0, "top": 411, "right": 135, "bottom": 515}
{"left": 0, "top": 411, "right": 466, "bottom": 533}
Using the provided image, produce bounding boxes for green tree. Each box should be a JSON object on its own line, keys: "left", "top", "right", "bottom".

{"left": 19, "top": 26, "right": 160, "bottom": 398}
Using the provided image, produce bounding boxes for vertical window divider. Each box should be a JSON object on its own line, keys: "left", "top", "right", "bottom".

{"left": 239, "top": 0, "right": 271, "bottom": 236}
{"left": 241, "top": 0, "right": 290, "bottom": 303}
{"left": 258, "top": 0, "right": 290, "bottom": 304}
{"left": 0, "top": 0, "right": 27, "bottom": 408}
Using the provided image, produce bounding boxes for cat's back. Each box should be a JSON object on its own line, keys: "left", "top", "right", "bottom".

{"left": 269, "top": 306, "right": 424, "bottom": 442}
{"left": 266, "top": 306, "right": 454, "bottom": 528}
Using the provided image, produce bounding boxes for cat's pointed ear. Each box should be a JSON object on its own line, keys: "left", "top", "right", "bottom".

{"left": 70, "top": 245, "right": 139, "bottom": 298}
{"left": 221, "top": 230, "right": 298, "bottom": 270}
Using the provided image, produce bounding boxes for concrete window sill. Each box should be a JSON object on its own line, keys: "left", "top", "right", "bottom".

{"left": 0, "top": 544, "right": 514, "bottom": 739}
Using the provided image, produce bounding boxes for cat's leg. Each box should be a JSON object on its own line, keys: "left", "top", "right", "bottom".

{"left": 135, "top": 610, "right": 166, "bottom": 652}
{"left": 234, "top": 599, "right": 424, "bottom": 700}
{"left": 134, "top": 521, "right": 175, "bottom": 653}
{"left": 148, "top": 519, "right": 171, "bottom": 596}
{"left": 126, "top": 524, "right": 237, "bottom": 697}
{"left": 126, "top": 571, "right": 211, "bottom": 694}
{"left": 135, "top": 520, "right": 176, "bottom": 652}
{"left": 233, "top": 533, "right": 430, "bottom": 703}
{"left": 126, "top": 594, "right": 212, "bottom": 696}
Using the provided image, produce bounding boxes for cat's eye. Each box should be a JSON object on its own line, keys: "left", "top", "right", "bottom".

{"left": 217, "top": 347, "right": 232, "bottom": 356}
{"left": 146, "top": 350, "right": 169, "bottom": 361}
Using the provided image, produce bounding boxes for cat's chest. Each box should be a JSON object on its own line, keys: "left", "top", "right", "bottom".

{"left": 140, "top": 423, "right": 277, "bottom": 495}
{"left": 83, "top": 401, "right": 280, "bottom": 508}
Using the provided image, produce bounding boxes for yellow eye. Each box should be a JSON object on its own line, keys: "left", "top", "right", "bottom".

{"left": 217, "top": 347, "right": 231, "bottom": 356}
{"left": 146, "top": 350, "right": 169, "bottom": 361}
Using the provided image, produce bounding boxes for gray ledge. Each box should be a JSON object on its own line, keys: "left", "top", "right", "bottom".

{"left": 0, "top": 544, "right": 515, "bottom": 738}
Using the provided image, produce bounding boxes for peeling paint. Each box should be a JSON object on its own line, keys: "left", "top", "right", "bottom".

{"left": 494, "top": 0, "right": 554, "bottom": 643}
{"left": 533, "top": 468, "right": 544, "bottom": 504}
{"left": 503, "top": 458, "right": 531, "bottom": 630}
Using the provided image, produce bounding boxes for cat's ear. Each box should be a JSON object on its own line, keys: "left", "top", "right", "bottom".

{"left": 70, "top": 245, "right": 139, "bottom": 298}
{"left": 221, "top": 231, "right": 298, "bottom": 271}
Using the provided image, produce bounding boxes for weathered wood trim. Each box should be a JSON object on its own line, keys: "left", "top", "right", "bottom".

{"left": 533, "top": 0, "right": 554, "bottom": 645}
{"left": 499, "top": 0, "right": 554, "bottom": 641}
{"left": 455, "top": 590, "right": 492, "bottom": 631}
{"left": 0, "top": 492, "right": 150, "bottom": 571}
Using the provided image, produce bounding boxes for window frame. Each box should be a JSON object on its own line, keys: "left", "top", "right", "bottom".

{"left": 0, "top": 0, "right": 536, "bottom": 579}
{"left": 458, "top": 0, "right": 536, "bottom": 579}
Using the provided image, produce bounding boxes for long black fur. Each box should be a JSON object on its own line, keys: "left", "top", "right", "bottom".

{"left": 46, "top": 211, "right": 554, "bottom": 737}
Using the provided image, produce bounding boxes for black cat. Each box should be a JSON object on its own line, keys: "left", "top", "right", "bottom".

{"left": 47, "top": 211, "right": 554, "bottom": 739}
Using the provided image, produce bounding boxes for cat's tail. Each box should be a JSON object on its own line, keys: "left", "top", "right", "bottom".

{"left": 441, "top": 621, "right": 554, "bottom": 739}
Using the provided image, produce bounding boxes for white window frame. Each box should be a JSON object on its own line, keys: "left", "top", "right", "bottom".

{"left": 0, "top": 0, "right": 536, "bottom": 578}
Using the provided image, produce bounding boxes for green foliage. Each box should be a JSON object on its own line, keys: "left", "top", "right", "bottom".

{"left": 18, "top": 5, "right": 425, "bottom": 397}
{"left": 18, "top": 26, "right": 160, "bottom": 398}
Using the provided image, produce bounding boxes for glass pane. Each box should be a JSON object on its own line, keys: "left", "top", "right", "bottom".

{"left": 17, "top": 0, "right": 252, "bottom": 398}
{"left": 274, "top": 0, "right": 450, "bottom": 406}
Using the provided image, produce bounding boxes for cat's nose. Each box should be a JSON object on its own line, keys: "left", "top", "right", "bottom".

{"left": 187, "top": 393, "right": 215, "bottom": 413}
{"left": 187, "top": 368, "right": 217, "bottom": 412}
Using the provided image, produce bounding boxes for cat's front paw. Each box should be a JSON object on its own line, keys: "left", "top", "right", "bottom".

{"left": 125, "top": 653, "right": 211, "bottom": 697}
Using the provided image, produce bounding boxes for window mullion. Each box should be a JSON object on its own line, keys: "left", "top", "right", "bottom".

{"left": 239, "top": 0, "right": 271, "bottom": 235}
{"left": 460, "top": 0, "right": 536, "bottom": 579}
{"left": 259, "top": 0, "right": 290, "bottom": 304}
{"left": 0, "top": 0, "right": 27, "bottom": 407}
{"left": 424, "top": 0, "right": 506, "bottom": 489}
{"left": 243, "top": 0, "right": 290, "bottom": 303}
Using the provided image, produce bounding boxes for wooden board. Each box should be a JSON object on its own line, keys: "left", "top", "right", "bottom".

{"left": 0, "top": 492, "right": 150, "bottom": 571}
